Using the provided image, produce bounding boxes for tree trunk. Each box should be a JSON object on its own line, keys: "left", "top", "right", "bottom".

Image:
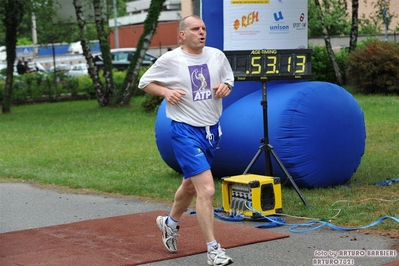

{"left": 117, "top": 0, "right": 166, "bottom": 106}
{"left": 349, "top": 0, "right": 359, "bottom": 53}
{"left": 92, "top": 0, "right": 115, "bottom": 105}
{"left": 1, "top": 0, "right": 24, "bottom": 114}
{"left": 314, "top": 0, "right": 344, "bottom": 85}
{"left": 73, "top": 0, "right": 109, "bottom": 107}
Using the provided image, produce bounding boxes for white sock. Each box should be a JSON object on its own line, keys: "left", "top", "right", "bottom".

{"left": 166, "top": 215, "right": 178, "bottom": 229}
{"left": 207, "top": 240, "right": 218, "bottom": 252}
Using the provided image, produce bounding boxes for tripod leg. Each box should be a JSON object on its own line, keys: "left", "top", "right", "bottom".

{"left": 243, "top": 145, "right": 264, "bottom": 175}
{"left": 268, "top": 144, "right": 310, "bottom": 206}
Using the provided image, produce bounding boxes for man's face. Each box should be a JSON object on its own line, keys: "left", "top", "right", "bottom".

{"left": 180, "top": 17, "right": 206, "bottom": 53}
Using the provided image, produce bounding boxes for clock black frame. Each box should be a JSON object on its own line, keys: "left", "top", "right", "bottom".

{"left": 224, "top": 49, "right": 313, "bottom": 81}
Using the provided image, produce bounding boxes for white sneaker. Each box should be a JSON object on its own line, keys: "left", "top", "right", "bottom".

{"left": 156, "top": 216, "right": 179, "bottom": 253}
{"left": 207, "top": 244, "right": 233, "bottom": 266}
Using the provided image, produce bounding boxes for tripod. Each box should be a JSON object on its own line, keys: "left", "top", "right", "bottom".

{"left": 242, "top": 81, "right": 309, "bottom": 206}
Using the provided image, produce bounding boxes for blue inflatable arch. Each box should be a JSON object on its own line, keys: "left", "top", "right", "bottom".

{"left": 155, "top": 81, "right": 366, "bottom": 188}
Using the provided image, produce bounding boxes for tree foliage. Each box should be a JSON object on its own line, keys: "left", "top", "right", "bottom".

{"left": 313, "top": 0, "right": 344, "bottom": 85}
{"left": 308, "top": 0, "right": 397, "bottom": 37}
{"left": 1, "top": 0, "right": 166, "bottom": 110}
{"left": 358, "top": 0, "right": 396, "bottom": 35}
{"left": 72, "top": 0, "right": 166, "bottom": 107}
{"left": 308, "top": 0, "right": 351, "bottom": 37}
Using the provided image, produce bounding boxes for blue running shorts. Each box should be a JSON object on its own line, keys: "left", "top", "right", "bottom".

{"left": 170, "top": 121, "right": 221, "bottom": 179}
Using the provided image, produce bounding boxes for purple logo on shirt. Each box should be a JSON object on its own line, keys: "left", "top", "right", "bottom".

{"left": 188, "top": 64, "right": 212, "bottom": 101}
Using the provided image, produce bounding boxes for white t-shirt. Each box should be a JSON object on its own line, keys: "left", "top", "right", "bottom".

{"left": 138, "top": 46, "right": 234, "bottom": 127}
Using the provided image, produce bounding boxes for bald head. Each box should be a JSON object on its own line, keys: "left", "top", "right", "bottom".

{"left": 179, "top": 15, "right": 203, "bottom": 31}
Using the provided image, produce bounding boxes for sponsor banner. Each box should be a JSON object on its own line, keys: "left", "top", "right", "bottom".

{"left": 223, "top": 0, "right": 308, "bottom": 50}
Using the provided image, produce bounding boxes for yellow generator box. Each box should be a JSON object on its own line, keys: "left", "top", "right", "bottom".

{"left": 221, "top": 174, "right": 282, "bottom": 218}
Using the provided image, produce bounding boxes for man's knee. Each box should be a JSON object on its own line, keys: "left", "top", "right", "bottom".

{"left": 197, "top": 184, "right": 215, "bottom": 199}
{"left": 181, "top": 180, "right": 197, "bottom": 196}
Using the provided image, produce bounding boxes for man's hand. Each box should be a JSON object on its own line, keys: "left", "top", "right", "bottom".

{"left": 143, "top": 83, "right": 186, "bottom": 105}
{"left": 213, "top": 83, "right": 232, "bottom": 99}
{"left": 165, "top": 89, "right": 186, "bottom": 105}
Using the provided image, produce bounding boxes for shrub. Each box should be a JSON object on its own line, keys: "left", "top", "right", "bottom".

{"left": 11, "top": 77, "right": 30, "bottom": 101}
{"left": 141, "top": 94, "right": 163, "bottom": 113}
{"left": 310, "top": 45, "right": 348, "bottom": 84}
{"left": 40, "top": 74, "right": 57, "bottom": 98}
{"left": 0, "top": 72, "right": 91, "bottom": 103}
{"left": 346, "top": 40, "right": 399, "bottom": 94}
{"left": 112, "top": 70, "right": 125, "bottom": 94}
{"left": 0, "top": 67, "right": 152, "bottom": 105}
{"left": 138, "top": 67, "right": 163, "bottom": 112}
{"left": 76, "top": 75, "right": 95, "bottom": 98}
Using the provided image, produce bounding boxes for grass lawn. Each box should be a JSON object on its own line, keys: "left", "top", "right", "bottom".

{"left": 0, "top": 94, "right": 398, "bottom": 236}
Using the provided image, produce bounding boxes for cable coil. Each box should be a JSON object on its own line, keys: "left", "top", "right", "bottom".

{"left": 208, "top": 199, "right": 399, "bottom": 234}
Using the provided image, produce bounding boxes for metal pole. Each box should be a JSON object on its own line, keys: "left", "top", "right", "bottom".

{"left": 262, "top": 81, "right": 273, "bottom": 176}
{"left": 383, "top": 1, "right": 389, "bottom": 42}
{"left": 113, "top": 0, "right": 119, "bottom": 48}
{"left": 383, "top": 7, "right": 388, "bottom": 41}
{"left": 52, "top": 40, "right": 57, "bottom": 100}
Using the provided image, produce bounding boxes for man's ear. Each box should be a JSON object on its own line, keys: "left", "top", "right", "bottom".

{"left": 179, "top": 30, "right": 185, "bottom": 40}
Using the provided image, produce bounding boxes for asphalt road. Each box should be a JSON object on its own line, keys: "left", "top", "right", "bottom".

{"left": 1, "top": 181, "right": 398, "bottom": 266}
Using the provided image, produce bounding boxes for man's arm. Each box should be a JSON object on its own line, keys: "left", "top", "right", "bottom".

{"left": 143, "top": 83, "right": 186, "bottom": 105}
{"left": 142, "top": 82, "right": 168, "bottom": 97}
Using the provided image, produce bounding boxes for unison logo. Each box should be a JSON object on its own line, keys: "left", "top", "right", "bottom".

{"left": 273, "top": 11, "right": 284, "bottom": 21}
{"left": 270, "top": 11, "right": 289, "bottom": 33}
{"left": 270, "top": 24, "right": 289, "bottom": 31}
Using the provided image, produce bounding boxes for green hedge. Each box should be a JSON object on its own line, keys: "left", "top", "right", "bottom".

{"left": 0, "top": 72, "right": 95, "bottom": 103}
{"left": 346, "top": 40, "right": 399, "bottom": 94}
{"left": 310, "top": 45, "right": 348, "bottom": 84}
{"left": 310, "top": 39, "right": 399, "bottom": 95}
{"left": 0, "top": 69, "right": 144, "bottom": 104}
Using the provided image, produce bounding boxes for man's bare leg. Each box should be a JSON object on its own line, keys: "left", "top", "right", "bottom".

{"left": 169, "top": 177, "right": 196, "bottom": 220}
{"left": 189, "top": 170, "right": 216, "bottom": 243}
{"left": 169, "top": 170, "right": 215, "bottom": 242}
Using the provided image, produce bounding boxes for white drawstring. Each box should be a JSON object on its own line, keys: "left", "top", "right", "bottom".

{"left": 205, "top": 124, "right": 222, "bottom": 148}
{"left": 205, "top": 126, "right": 213, "bottom": 141}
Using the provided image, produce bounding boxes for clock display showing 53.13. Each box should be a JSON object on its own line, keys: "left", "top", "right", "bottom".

{"left": 224, "top": 49, "right": 313, "bottom": 81}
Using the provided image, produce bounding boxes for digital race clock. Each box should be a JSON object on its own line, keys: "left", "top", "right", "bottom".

{"left": 224, "top": 49, "right": 313, "bottom": 81}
